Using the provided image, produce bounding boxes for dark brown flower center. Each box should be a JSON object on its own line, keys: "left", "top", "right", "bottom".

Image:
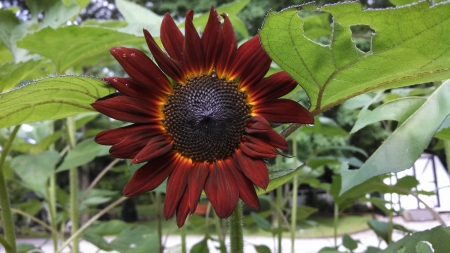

{"left": 163, "top": 74, "right": 251, "bottom": 163}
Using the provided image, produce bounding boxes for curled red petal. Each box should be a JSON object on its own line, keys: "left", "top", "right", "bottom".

{"left": 110, "top": 47, "right": 172, "bottom": 95}
{"left": 253, "top": 99, "right": 314, "bottom": 124}
{"left": 225, "top": 159, "right": 260, "bottom": 210}
{"left": 241, "top": 135, "right": 278, "bottom": 159}
{"left": 164, "top": 157, "right": 191, "bottom": 219}
{"left": 102, "top": 77, "right": 165, "bottom": 103}
{"left": 229, "top": 35, "right": 270, "bottom": 82}
{"left": 202, "top": 6, "right": 223, "bottom": 74}
{"left": 161, "top": 13, "right": 184, "bottom": 62}
{"left": 234, "top": 149, "right": 269, "bottom": 189}
{"left": 96, "top": 123, "right": 164, "bottom": 145}
{"left": 245, "top": 116, "right": 287, "bottom": 150}
{"left": 91, "top": 95, "right": 162, "bottom": 123}
{"left": 176, "top": 191, "right": 191, "bottom": 228}
{"left": 216, "top": 14, "right": 237, "bottom": 79}
{"left": 123, "top": 152, "right": 178, "bottom": 197}
{"left": 188, "top": 162, "right": 210, "bottom": 213}
{"left": 143, "top": 29, "right": 186, "bottom": 84}
{"left": 248, "top": 71, "right": 298, "bottom": 102}
{"left": 183, "top": 10, "right": 205, "bottom": 76}
{"left": 204, "top": 161, "right": 239, "bottom": 218}
{"left": 131, "top": 135, "right": 173, "bottom": 164}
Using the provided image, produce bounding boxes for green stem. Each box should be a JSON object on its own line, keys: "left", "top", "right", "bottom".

{"left": 0, "top": 235, "right": 12, "bottom": 253}
{"left": 214, "top": 209, "right": 226, "bottom": 253}
{"left": 228, "top": 201, "right": 243, "bottom": 253}
{"left": 11, "top": 208, "right": 62, "bottom": 237}
{"left": 388, "top": 212, "right": 393, "bottom": 244}
{"left": 0, "top": 125, "right": 20, "bottom": 253}
{"left": 66, "top": 117, "right": 79, "bottom": 253}
{"left": 47, "top": 123, "right": 59, "bottom": 252}
{"left": 155, "top": 192, "right": 162, "bottom": 253}
{"left": 290, "top": 140, "right": 298, "bottom": 253}
{"left": 275, "top": 156, "right": 282, "bottom": 253}
{"left": 333, "top": 204, "right": 339, "bottom": 248}
{"left": 57, "top": 197, "right": 128, "bottom": 253}
{"left": 180, "top": 220, "right": 187, "bottom": 253}
{"left": 444, "top": 140, "right": 450, "bottom": 176}
{"left": 81, "top": 158, "right": 120, "bottom": 201}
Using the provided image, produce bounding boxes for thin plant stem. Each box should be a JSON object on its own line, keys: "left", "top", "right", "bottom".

{"left": 205, "top": 202, "right": 212, "bottom": 237}
{"left": 11, "top": 208, "right": 63, "bottom": 238}
{"left": 66, "top": 117, "right": 79, "bottom": 253}
{"left": 155, "top": 191, "right": 163, "bottom": 253}
{"left": 333, "top": 204, "right": 339, "bottom": 248}
{"left": 57, "top": 197, "right": 128, "bottom": 253}
{"left": 180, "top": 219, "right": 187, "bottom": 253}
{"left": 444, "top": 140, "right": 450, "bottom": 176}
{"left": 81, "top": 158, "right": 120, "bottom": 201}
{"left": 47, "top": 123, "right": 59, "bottom": 251}
{"left": 228, "top": 201, "right": 243, "bottom": 253}
{"left": 276, "top": 156, "right": 283, "bottom": 253}
{"left": 0, "top": 125, "right": 20, "bottom": 253}
{"left": 290, "top": 140, "right": 298, "bottom": 253}
{"left": 0, "top": 235, "right": 12, "bottom": 252}
{"left": 214, "top": 210, "right": 226, "bottom": 253}
{"left": 388, "top": 212, "right": 393, "bottom": 244}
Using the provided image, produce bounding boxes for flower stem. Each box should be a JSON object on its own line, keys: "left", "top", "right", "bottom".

{"left": 66, "top": 117, "right": 79, "bottom": 253}
{"left": 155, "top": 191, "right": 163, "bottom": 253}
{"left": 0, "top": 125, "right": 20, "bottom": 253}
{"left": 47, "top": 123, "right": 59, "bottom": 252}
{"left": 180, "top": 220, "right": 187, "bottom": 253}
{"left": 228, "top": 201, "right": 243, "bottom": 253}
{"left": 333, "top": 204, "right": 339, "bottom": 247}
{"left": 214, "top": 211, "right": 226, "bottom": 253}
{"left": 290, "top": 140, "right": 298, "bottom": 253}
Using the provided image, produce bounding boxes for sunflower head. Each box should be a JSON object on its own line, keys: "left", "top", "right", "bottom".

{"left": 92, "top": 6, "right": 314, "bottom": 227}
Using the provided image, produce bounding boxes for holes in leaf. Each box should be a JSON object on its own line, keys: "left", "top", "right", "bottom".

{"left": 298, "top": 10, "right": 333, "bottom": 46}
{"left": 350, "top": 25, "right": 375, "bottom": 53}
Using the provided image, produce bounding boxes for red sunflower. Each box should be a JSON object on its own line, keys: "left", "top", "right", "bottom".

{"left": 92, "top": 6, "right": 314, "bottom": 227}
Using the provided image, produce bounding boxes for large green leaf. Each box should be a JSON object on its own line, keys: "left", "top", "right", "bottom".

{"left": 10, "top": 150, "right": 60, "bottom": 191}
{"left": 0, "top": 76, "right": 114, "bottom": 129}
{"left": 260, "top": 1, "right": 450, "bottom": 113}
{"left": 56, "top": 137, "right": 109, "bottom": 172}
{"left": 0, "top": 59, "right": 45, "bottom": 92}
{"left": 381, "top": 226, "right": 450, "bottom": 253}
{"left": 351, "top": 97, "right": 426, "bottom": 133}
{"left": 340, "top": 80, "right": 450, "bottom": 194}
{"left": 17, "top": 26, "right": 143, "bottom": 72}
{"left": 115, "top": 0, "right": 163, "bottom": 36}
{"left": 256, "top": 165, "right": 305, "bottom": 195}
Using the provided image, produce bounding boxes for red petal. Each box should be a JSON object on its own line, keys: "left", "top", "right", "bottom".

{"left": 103, "top": 77, "right": 165, "bottom": 103}
{"left": 225, "top": 159, "right": 260, "bottom": 210}
{"left": 233, "top": 150, "right": 269, "bottom": 189}
{"left": 143, "top": 29, "right": 186, "bottom": 84}
{"left": 92, "top": 95, "right": 162, "bottom": 123}
{"left": 241, "top": 135, "right": 278, "bottom": 159}
{"left": 183, "top": 10, "right": 205, "bottom": 76}
{"left": 188, "top": 162, "right": 210, "bottom": 213}
{"left": 164, "top": 157, "right": 191, "bottom": 219}
{"left": 110, "top": 47, "right": 172, "bottom": 95}
{"left": 202, "top": 6, "right": 223, "bottom": 74}
{"left": 123, "top": 152, "right": 178, "bottom": 197}
{"left": 176, "top": 191, "right": 190, "bottom": 228}
{"left": 161, "top": 13, "right": 184, "bottom": 62}
{"left": 96, "top": 123, "right": 164, "bottom": 145}
{"left": 204, "top": 161, "right": 239, "bottom": 218}
{"left": 237, "top": 36, "right": 272, "bottom": 89}
{"left": 216, "top": 14, "right": 237, "bottom": 79}
{"left": 253, "top": 99, "right": 314, "bottom": 124}
{"left": 229, "top": 35, "right": 270, "bottom": 82}
{"left": 245, "top": 117, "right": 287, "bottom": 150}
{"left": 131, "top": 135, "right": 173, "bottom": 164}
{"left": 248, "top": 71, "right": 298, "bottom": 102}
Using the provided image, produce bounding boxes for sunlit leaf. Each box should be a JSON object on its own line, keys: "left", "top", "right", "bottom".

{"left": 260, "top": 1, "right": 450, "bottom": 113}
{"left": 116, "top": 0, "right": 163, "bottom": 36}
{"left": 381, "top": 226, "right": 450, "bottom": 253}
{"left": 340, "top": 80, "right": 450, "bottom": 194}
{"left": 0, "top": 76, "right": 114, "bottom": 129}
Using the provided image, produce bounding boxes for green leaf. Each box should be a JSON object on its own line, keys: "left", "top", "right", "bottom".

{"left": 381, "top": 226, "right": 450, "bottom": 253}
{"left": 395, "top": 176, "right": 419, "bottom": 190}
{"left": 18, "top": 199, "right": 43, "bottom": 216}
{"left": 250, "top": 212, "right": 271, "bottom": 231}
{"left": 38, "top": 0, "right": 80, "bottom": 29}
{"left": 17, "top": 243, "right": 37, "bottom": 253}
{"left": 190, "top": 237, "right": 209, "bottom": 253}
{"left": 86, "top": 220, "right": 131, "bottom": 236}
{"left": 296, "top": 206, "right": 318, "bottom": 221}
{"left": 0, "top": 9, "right": 28, "bottom": 57}
{"left": 342, "top": 234, "right": 358, "bottom": 251}
{"left": 11, "top": 151, "right": 60, "bottom": 191}
{"left": 18, "top": 26, "right": 143, "bottom": 72}
{"left": 415, "top": 241, "right": 433, "bottom": 253}
{"left": 340, "top": 80, "right": 450, "bottom": 194}
{"left": 82, "top": 232, "right": 113, "bottom": 251}
{"left": 368, "top": 220, "right": 390, "bottom": 243}
{"left": 0, "top": 76, "right": 114, "bottom": 129}
{"left": 256, "top": 165, "right": 305, "bottom": 195}
{"left": 109, "top": 225, "right": 159, "bottom": 253}
{"left": 260, "top": 2, "right": 450, "bottom": 112}
{"left": 303, "top": 13, "right": 332, "bottom": 39}
{"left": 115, "top": 0, "right": 163, "bottom": 36}
{"left": 57, "top": 137, "right": 109, "bottom": 172}
{"left": 300, "top": 117, "right": 348, "bottom": 136}
{"left": 351, "top": 97, "right": 426, "bottom": 133}
{"left": 254, "top": 245, "right": 272, "bottom": 253}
